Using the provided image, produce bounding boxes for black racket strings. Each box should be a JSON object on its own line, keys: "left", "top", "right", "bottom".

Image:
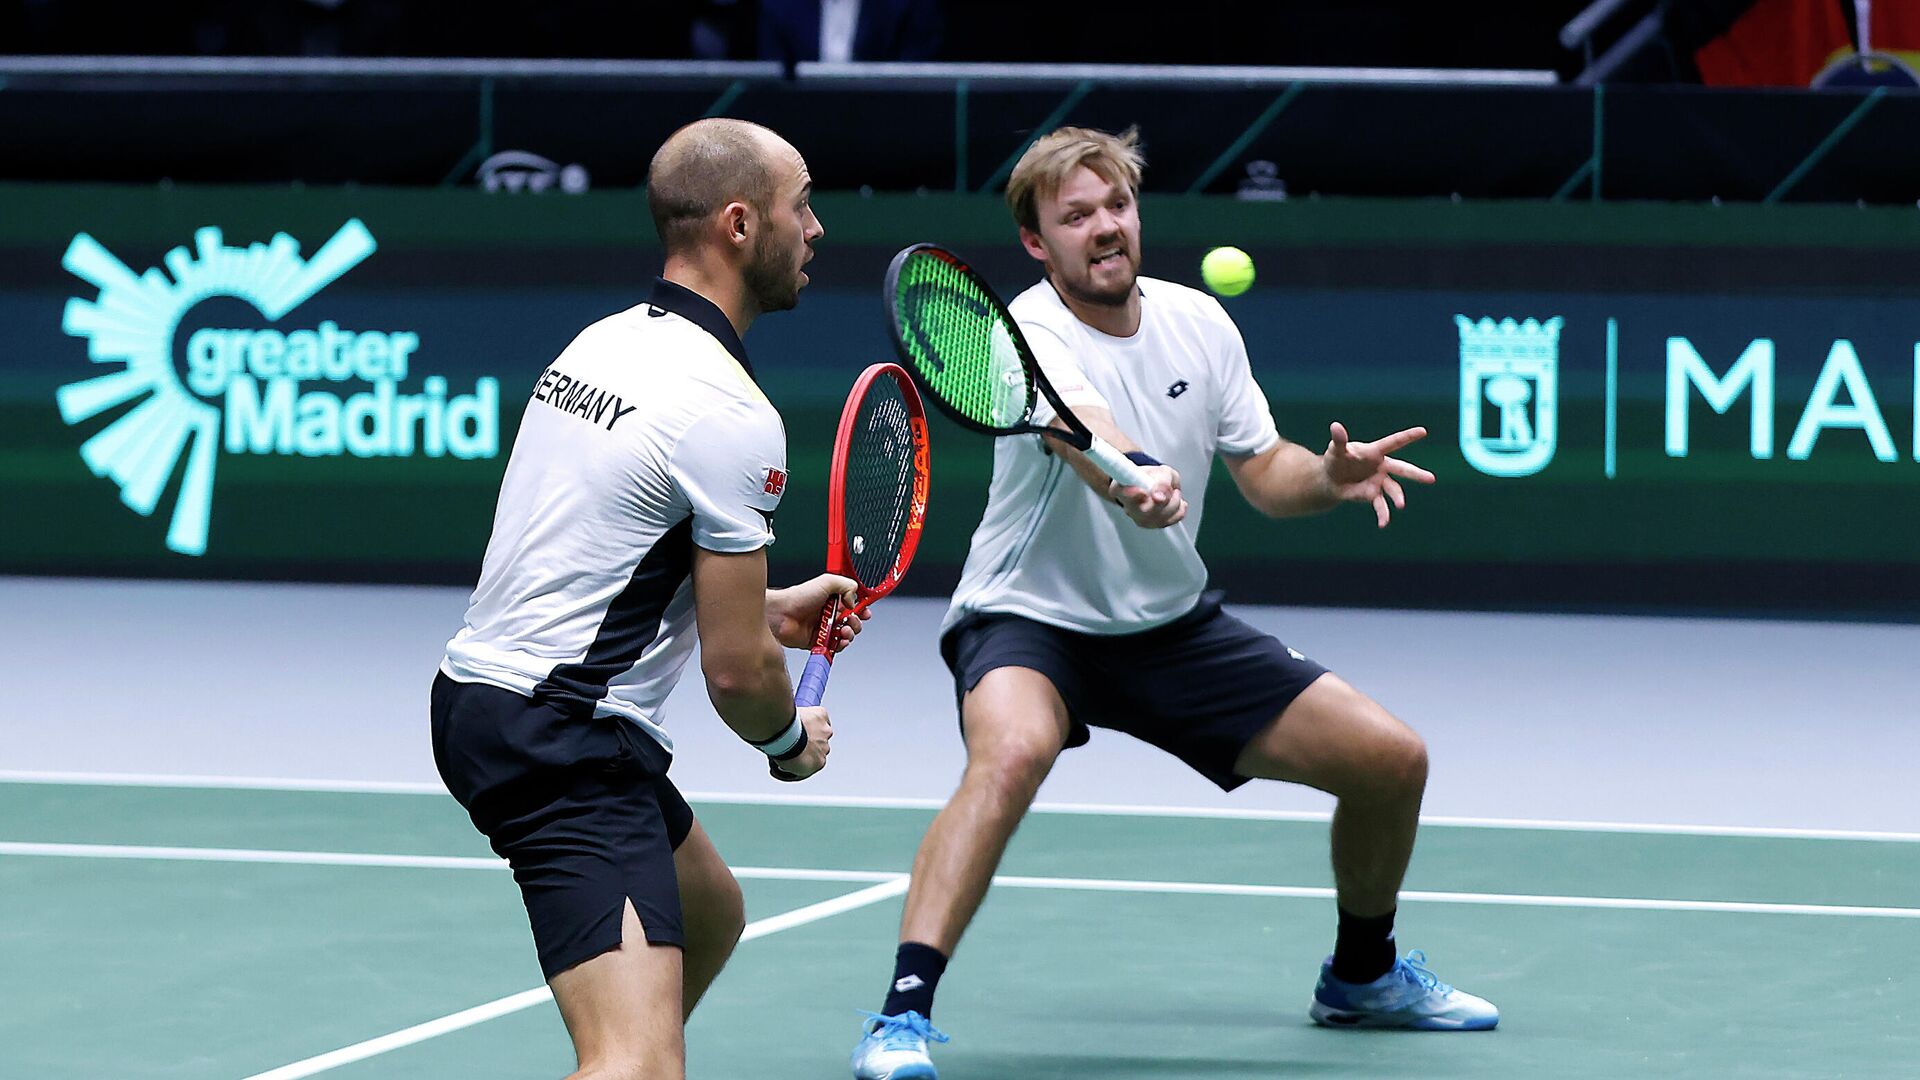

{"left": 842, "top": 376, "right": 919, "bottom": 586}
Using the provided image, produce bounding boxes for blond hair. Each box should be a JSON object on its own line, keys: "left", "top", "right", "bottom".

{"left": 1005, "top": 126, "right": 1145, "bottom": 234}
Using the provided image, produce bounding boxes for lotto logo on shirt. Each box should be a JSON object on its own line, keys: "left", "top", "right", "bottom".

{"left": 54, "top": 220, "right": 499, "bottom": 557}
{"left": 762, "top": 467, "right": 788, "bottom": 496}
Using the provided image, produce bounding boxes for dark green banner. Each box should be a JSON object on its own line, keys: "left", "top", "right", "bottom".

{"left": 3, "top": 185, "right": 1914, "bottom": 617}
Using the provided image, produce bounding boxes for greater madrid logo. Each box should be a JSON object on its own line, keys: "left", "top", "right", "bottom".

{"left": 56, "top": 220, "right": 498, "bottom": 556}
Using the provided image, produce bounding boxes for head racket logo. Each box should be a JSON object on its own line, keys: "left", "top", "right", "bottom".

{"left": 57, "top": 220, "right": 498, "bottom": 556}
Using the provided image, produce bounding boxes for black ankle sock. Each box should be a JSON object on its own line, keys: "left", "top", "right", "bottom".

{"left": 881, "top": 942, "right": 949, "bottom": 1019}
{"left": 1331, "top": 907, "right": 1397, "bottom": 984}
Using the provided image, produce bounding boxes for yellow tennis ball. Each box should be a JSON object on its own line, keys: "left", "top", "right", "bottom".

{"left": 1201, "top": 246, "right": 1255, "bottom": 297}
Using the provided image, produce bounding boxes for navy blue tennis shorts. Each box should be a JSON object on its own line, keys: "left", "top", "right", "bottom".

{"left": 939, "top": 591, "right": 1330, "bottom": 791}
{"left": 430, "top": 672, "right": 694, "bottom": 980}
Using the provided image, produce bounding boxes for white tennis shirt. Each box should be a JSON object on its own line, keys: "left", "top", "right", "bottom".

{"left": 943, "top": 275, "right": 1280, "bottom": 636}
{"left": 443, "top": 279, "right": 787, "bottom": 754}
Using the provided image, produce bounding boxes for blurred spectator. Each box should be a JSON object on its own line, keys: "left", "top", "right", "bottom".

{"left": 0, "top": 0, "right": 747, "bottom": 60}
{"left": 1, "top": 0, "right": 1598, "bottom": 70}
{"left": 757, "top": 0, "right": 942, "bottom": 68}
{"left": 691, "top": 0, "right": 758, "bottom": 60}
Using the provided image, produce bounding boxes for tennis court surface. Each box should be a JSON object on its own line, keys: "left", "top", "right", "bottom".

{"left": 3, "top": 777, "right": 1914, "bottom": 1079}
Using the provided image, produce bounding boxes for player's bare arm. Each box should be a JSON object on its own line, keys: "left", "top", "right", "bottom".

{"left": 692, "top": 545, "right": 833, "bottom": 777}
{"left": 1044, "top": 404, "right": 1187, "bottom": 529}
{"left": 766, "top": 574, "right": 866, "bottom": 652}
{"left": 1225, "top": 422, "right": 1436, "bottom": 528}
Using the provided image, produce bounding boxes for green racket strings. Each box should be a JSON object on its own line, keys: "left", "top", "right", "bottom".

{"left": 893, "top": 252, "right": 1033, "bottom": 430}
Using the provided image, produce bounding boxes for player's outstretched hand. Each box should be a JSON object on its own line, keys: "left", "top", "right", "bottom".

{"left": 766, "top": 575, "right": 866, "bottom": 652}
{"left": 774, "top": 706, "right": 833, "bottom": 780}
{"left": 1322, "top": 421, "right": 1437, "bottom": 528}
{"left": 1108, "top": 464, "right": 1187, "bottom": 529}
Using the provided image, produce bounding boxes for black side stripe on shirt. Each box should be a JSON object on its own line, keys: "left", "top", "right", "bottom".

{"left": 536, "top": 517, "right": 695, "bottom": 706}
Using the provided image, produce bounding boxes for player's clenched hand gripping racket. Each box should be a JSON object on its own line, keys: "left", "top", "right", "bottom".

{"left": 884, "top": 243, "right": 1152, "bottom": 491}
{"left": 791, "top": 361, "right": 932, "bottom": 709}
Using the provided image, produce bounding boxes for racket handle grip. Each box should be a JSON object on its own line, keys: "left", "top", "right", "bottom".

{"left": 1083, "top": 436, "right": 1153, "bottom": 490}
{"left": 794, "top": 651, "right": 833, "bottom": 709}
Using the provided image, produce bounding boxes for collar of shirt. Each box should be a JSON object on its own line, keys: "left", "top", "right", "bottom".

{"left": 645, "top": 276, "right": 755, "bottom": 381}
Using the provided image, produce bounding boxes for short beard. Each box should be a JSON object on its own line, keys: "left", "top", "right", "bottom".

{"left": 1053, "top": 259, "right": 1135, "bottom": 308}
{"left": 744, "top": 229, "right": 800, "bottom": 314}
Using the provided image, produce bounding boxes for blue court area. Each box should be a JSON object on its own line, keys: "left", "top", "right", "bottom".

{"left": 2, "top": 780, "right": 1916, "bottom": 1079}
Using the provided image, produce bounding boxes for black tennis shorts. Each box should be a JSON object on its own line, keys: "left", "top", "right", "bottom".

{"left": 940, "top": 591, "right": 1331, "bottom": 791}
{"left": 429, "top": 672, "right": 694, "bottom": 980}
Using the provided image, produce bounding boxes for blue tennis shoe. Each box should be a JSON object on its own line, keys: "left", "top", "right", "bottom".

{"left": 1310, "top": 950, "right": 1499, "bottom": 1030}
{"left": 850, "top": 1010, "right": 949, "bottom": 1079}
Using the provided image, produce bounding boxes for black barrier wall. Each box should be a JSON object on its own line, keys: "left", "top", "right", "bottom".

{"left": 4, "top": 63, "right": 1919, "bottom": 205}
{"left": 4, "top": 184, "right": 1916, "bottom": 618}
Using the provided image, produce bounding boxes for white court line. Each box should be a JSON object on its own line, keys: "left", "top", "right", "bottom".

{"left": 986, "top": 875, "right": 1920, "bottom": 921}
{"left": 237, "top": 876, "right": 910, "bottom": 1080}
{"left": 689, "top": 792, "right": 1920, "bottom": 843}
{"left": 0, "top": 842, "right": 912, "bottom": 885}
{"left": 3, "top": 841, "right": 1915, "bottom": 920}
{"left": 0, "top": 769, "right": 447, "bottom": 795}
{"left": 3, "top": 768, "right": 1916, "bottom": 842}
{"left": 0, "top": 842, "right": 504, "bottom": 870}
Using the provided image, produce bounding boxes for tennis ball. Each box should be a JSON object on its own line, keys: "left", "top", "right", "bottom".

{"left": 1201, "top": 246, "right": 1255, "bottom": 297}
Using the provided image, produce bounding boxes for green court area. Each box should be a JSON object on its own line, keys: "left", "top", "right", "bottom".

{"left": 2, "top": 782, "right": 1914, "bottom": 1079}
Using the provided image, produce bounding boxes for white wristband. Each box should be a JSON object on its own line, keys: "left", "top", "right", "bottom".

{"left": 749, "top": 712, "right": 805, "bottom": 759}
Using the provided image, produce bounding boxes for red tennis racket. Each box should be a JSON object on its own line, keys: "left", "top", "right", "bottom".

{"left": 793, "top": 361, "right": 931, "bottom": 709}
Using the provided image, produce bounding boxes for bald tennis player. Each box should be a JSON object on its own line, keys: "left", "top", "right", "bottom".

{"left": 433, "top": 118, "right": 854, "bottom": 1080}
